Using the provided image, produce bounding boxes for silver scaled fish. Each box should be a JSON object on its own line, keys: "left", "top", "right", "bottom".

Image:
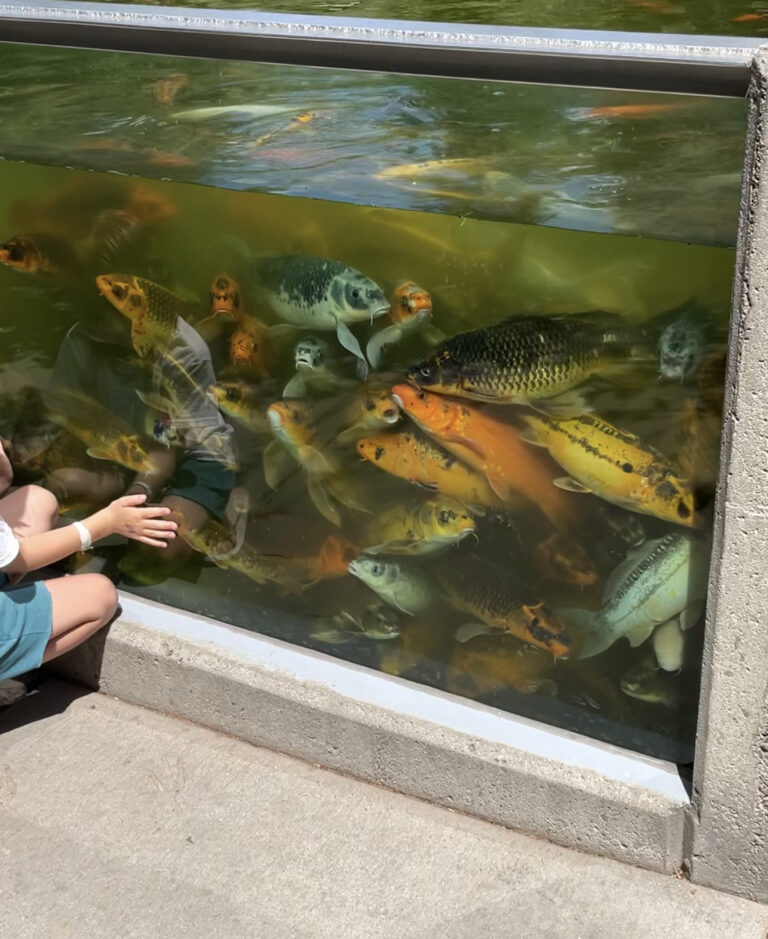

{"left": 562, "top": 533, "right": 709, "bottom": 660}
{"left": 251, "top": 254, "right": 389, "bottom": 375}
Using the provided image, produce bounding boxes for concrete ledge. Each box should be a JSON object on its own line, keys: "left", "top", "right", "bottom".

{"left": 51, "top": 593, "right": 688, "bottom": 875}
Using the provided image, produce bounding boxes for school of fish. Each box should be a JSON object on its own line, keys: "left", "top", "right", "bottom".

{"left": 0, "top": 180, "right": 727, "bottom": 744}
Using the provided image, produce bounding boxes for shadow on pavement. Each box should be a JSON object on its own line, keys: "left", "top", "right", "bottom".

{"left": 0, "top": 679, "right": 91, "bottom": 734}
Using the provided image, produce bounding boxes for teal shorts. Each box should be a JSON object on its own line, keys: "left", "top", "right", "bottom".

{"left": 0, "top": 579, "right": 52, "bottom": 682}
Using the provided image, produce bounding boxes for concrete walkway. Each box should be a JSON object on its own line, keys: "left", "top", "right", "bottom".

{"left": 1, "top": 682, "right": 767, "bottom": 939}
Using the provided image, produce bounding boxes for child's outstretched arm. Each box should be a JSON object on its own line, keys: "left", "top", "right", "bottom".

{"left": 2, "top": 494, "right": 177, "bottom": 575}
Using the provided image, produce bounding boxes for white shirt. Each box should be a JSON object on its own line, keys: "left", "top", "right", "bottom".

{"left": 0, "top": 516, "right": 20, "bottom": 569}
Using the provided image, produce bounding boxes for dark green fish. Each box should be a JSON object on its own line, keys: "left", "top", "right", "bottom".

{"left": 251, "top": 254, "right": 390, "bottom": 373}
{"left": 408, "top": 312, "right": 645, "bottom": 409}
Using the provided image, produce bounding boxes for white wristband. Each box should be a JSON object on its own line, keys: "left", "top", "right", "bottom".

{"left": 72, "top": 521, "right": 93, "bottom": 552}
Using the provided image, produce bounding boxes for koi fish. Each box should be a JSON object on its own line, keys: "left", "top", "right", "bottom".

{"left": 406, "top": 312, "right": 646, "bottom": 411}
{"left": 43, "top": 388, "right": 153, "bottom": 473}
{"left": 96, "top": 272, "right": 182, "bottom": 357}
{"left": 250, "top": 254, "right": 390, "bottom": 375}
{"left": 561, "top": 533, "right": 709, "bottom": 659}
{"left": 282, "top": 335, "right": 357, "bottom": 398}
{"left": 391, "top": 384, "right": 584, "bottom": 531}
{"left": 356, "top": 431, "right": 507, "bottom": 511}
{"left": 621, "top": 658, "right": 681, "bottom": 708}
{"left": 433, "top": 555, "right": 572, "bottom": 658}
{"left": 366, "top": 281, "right": 443, "bottom": 370}
{"left": 364, "top": 496, "right": 476, "bottom": 556}
{"left": 520, "top": 413, "right": 697, "bottom": 527}
{"left": 584, "top": 104, "right": 686, "bottom": 119}
{"left": 208, "top": 381, "right": 271, "bottom": 435}
{"left": 348, "top": 556, "right": 438, "bottom": 616}
{"left": 0, "top": 233, "right": 80, "bottom": 277}
{"left": 310, "top": 602, "right": 402, "bottom": 644}
{"left": 264, "top": 534, "right": 361, "bottom": 589}
{"left": 265, "top": 400, "right": 368, "bottom": 525}
{"left": 447, "top": 636, "right": 556, "bottom": 698}
{"left": 336, "top": 384, "right": 401, "bottom": 446}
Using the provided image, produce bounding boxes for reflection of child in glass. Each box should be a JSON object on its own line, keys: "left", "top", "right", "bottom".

{"left": 0, "top": 440, "right": 177, "bottom": 682}
{"left": 47, "top": 307, "right": 236, "bottom": 582}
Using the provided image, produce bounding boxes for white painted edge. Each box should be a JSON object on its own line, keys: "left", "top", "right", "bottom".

{"left": 117, "top": 591, "right": 690, "bottom": 804}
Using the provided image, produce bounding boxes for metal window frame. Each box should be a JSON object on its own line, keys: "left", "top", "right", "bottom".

{"left": 0, "top": 1, "right": 763, "bottom": 97}
{"left": 3, "top": 0, "right": 768, "bottom": 904}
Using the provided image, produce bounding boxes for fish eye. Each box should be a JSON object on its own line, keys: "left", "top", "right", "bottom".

{"left": 225, "top": 387, "right": 239, "bottom": 400}
{"left": 351, "top": 288, "right": 361, "bottom": 301}
{"left": 621, "top": 462, "right": 633, "bottom": 473}
{"left": 677, "top": 500, "right": 691, "bottom": 519}
{"left": 112, "top": 284, "right": 126, "bottom": 299}
{"left": 438, "top": 510, "right": 450, "bottom": 524}
{"left": 420, "top": 366, "right": 432, "bottom": 378}
{"left": 400, "top": 296, "right": 409, "bottom": 309}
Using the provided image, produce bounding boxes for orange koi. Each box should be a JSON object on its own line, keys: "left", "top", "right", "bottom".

{"left": 584, "top": 103, "right": 685, "bottom": 119}
{"left": 732, "top": 12, "right": 767, "bottom": 20}
{"left": 391, "top": 384, "right": 585, "bottom": 532}
{"left": 447, "top": 636, "right": 556, "bottom": 698}
{"left": 356, "top": 430, "right": 507, "bottom": 511}
{"left": 269, "top": 534, "right": 361, "bottom": 588}
{"left": 390, "top": 280, "right": 432, "bottom": 326}
{"left": 152, "top": 73, "right": 189, "bottom": 106}
{"left": 208, "top": 274, "right": 271, "bottom": 376}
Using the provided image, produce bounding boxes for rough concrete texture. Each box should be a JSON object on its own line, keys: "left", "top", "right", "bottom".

{"left": 1, "top": 682, "right": 766, "bottom": 939}
{"left": 51, "top": 612, "right": 686, "bottom": 875}
{"left": 688, "top": 47, "right": 768, "bottom": 904}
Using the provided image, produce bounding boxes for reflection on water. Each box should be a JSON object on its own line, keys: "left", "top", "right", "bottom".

{"left": 0, "top": 160, "right": 733, "bottom": 762}
{"left": 0, "top": 43, "right": 746, "bottom": 245}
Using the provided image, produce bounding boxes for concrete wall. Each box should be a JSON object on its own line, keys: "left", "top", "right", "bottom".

{"left": 52, "top": 594, "right": 689, "bottom": 876}
{"left": 687, "top": 48, "right": 768, "bottom": 904}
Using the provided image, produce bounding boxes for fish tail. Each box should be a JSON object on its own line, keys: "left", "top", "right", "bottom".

{"left": 556, "top": 607, "right": 612, "bottom": 660}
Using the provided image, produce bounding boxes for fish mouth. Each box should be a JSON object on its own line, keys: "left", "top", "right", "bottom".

{"left": 295, "top": 354, "right": 316, "bottom": 369}
{"left": 267, "top": 409, "right": 283, "bottom": 432}
{"left": 391, "top": 393, "right": 404, "bottom": 410}
{"left": 370, "top": 303, "right": 391, "bottom": 323}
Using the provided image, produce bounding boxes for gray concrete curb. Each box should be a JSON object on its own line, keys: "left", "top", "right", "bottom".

{"left": 50, "top": 593, "right": 688, "bottom": 875}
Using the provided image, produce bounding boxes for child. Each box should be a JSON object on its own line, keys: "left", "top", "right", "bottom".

{"left": 0, "top": 482, "right": 177, "bottom": 683}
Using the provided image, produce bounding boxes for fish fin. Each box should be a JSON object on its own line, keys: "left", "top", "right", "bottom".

{"left": 131, "top": 320, "right": 153, "bottom": 358}
{"left": 336, "top": 424, "right": 363, "bottom": 447}
{"left": 536, "top": 388, "right": 592, "bottom": 418}
{"left": 484, "top": 469, "right": 514, "bottom": 502}
{"left": 441, "top": 434, "right": 485, "bottom": 460}
{"left": 263, "top": 439, "right": 296, "bottom": 489}
{"left": 455, "top": 623, "right": 498, "bottom": 643}
{"left": 307, "top": 475, "right": 342, "bottom": 526}
{"left": 265, "top": 323, "right": 295, "bottom": 339}
{"left": 518, "top": 424, "right": 545, "bottom": 447}
{"left": 679, "top": 600, "right": 705, "bottom": 631}
{"left": 299, "top": 446, "right": 335, "bottom": 475}
{"left": 556, "top": 607, "right": 608, "bottom": 659}
{"left": 553, "top": 476, "right": 591, "bottom": 493}
{"left": 625, "top": 623, "right": 656, "bottom": 648}
{"left": 282, "top": 374, "right": 307, "bottom": 398}
{"left": 136, "top": 390, "right": 173, "bottom": 414}
{"left": 85, "top": 446, "right": 112, "bottom": 461}
{"left": 364, "top": 540, "right": 414, "bottom": 555}
{"left": 420, "top": 325, "right": 445, "bottom": 345}
{"left": 366, "top": 325, "right": 402, "bottom": 370}
{"left": 309, "top": 628, "right": 348, "bottom": 644}
{"left": 334, "top": 319, "right": 367, "bottom": 376}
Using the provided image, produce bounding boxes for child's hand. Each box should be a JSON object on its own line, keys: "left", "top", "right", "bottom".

{"left": 107, "top": 494, "right": 177, "bottom": 547}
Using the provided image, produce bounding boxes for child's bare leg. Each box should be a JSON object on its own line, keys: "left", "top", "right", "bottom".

{"left": 0, "top": 484, "right": 58, "bottom": 537}
{"left": 40, "top": 573, "right": 118, "bottom": 663}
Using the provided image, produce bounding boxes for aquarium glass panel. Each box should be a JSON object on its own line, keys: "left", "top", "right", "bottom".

{"left": 0, "top": 46, "right": 742, "bottom": 764}
{"left": 96, "top": 0, "right": 768, "bottom": 40}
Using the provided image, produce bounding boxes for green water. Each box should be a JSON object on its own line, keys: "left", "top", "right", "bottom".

{"left": 0, "top": 43, "right": 747, "bottom": 247}
{"left": 0, "top": 160, "right": 733, "bottom": 762}
{"left": 99, "top": 0, "right": 768, "bottom": 38}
